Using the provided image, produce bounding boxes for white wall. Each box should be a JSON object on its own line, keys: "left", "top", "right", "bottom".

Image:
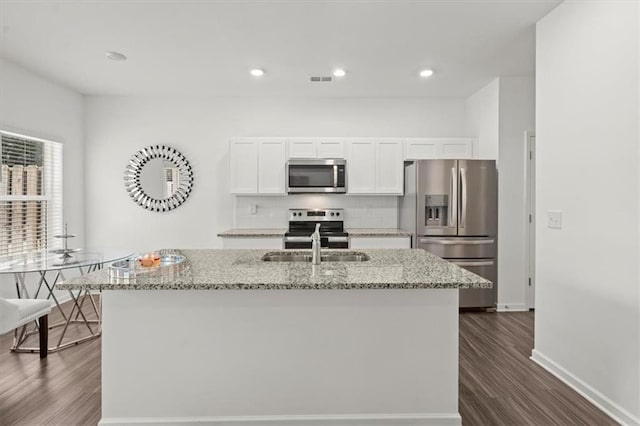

{"left": 465, "top": 78, "right": 499, "bottom": 160}
{"left": 235, "top": 195, "right": 398, "bottom": 229}
{"left": 497, "top": 76, "right": 534, "bottom": 311}
{"left": 0, "top": 58, "right": 85, "bottom": 299}
{"left": 465, "top": 76, "right": 534, "bottom": 311}
{"left": 84, "top": 96, "right": 467, "bottom": 252}
{"left": 534, "top": 1, "right": 640, "bottom": 425}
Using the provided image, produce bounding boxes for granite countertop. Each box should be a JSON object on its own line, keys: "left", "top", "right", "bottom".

{"left": 217, "top": 229, "right": 287, "bottom": 238}
{"left": 347, "top": 228, "right": 412, "bottom": 237}
{"left": 58, "top": 249, "right": 491, "bottom": 291}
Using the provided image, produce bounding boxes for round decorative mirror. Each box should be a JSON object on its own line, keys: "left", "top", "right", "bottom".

{"left": 124, "top": 145, "right": 194, "bottom": 212}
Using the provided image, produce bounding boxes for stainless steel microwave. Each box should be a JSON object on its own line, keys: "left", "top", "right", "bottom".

{"left": 286, "top": 159, "right": 346, "bottom": 193}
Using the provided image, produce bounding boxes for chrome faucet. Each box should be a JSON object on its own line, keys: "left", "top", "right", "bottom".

{"left": 311, "top": 223, "right": 321, "bottom": 265}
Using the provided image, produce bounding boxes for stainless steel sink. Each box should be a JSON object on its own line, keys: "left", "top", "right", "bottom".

{"left": 262, "top": 254, "right": 312, "bottom": 262}
{"left": 321, "top": 254, "right": 370, "bottom": 262}
{"left": 261, "top": 251, "right": 370, "bottom": 263}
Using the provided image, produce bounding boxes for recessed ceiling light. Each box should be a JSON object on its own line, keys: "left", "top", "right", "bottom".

{"left": 333, "top": 68, "right": 346, "bottom": 77}
{"left": 419, "top": 69, "right": 434, "bottom": 78}
{"left": 250, "top": 68, "right": 265, "bottom": 77}
{"left": 106, "top": 51, "right": 127, "bottom": 61}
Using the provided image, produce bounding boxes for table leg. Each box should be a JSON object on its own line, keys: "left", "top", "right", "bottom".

{"left": 39, "top": 315, "right": 48, "bottom": 359}
{"left": 9, "top": 260, "right": 109, "bottom": 354}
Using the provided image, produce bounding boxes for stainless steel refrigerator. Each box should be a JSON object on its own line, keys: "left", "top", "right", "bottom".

{"left": 399, "top": 160, "right": 498, "bottom": 309}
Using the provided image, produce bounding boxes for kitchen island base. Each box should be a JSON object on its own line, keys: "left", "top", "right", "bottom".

{"left": 100, "top": 289, "right": 460, "bottom": 425}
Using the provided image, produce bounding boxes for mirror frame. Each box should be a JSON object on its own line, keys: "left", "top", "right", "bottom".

{"left": 124, "top": 145, "right": 194, "bottom": 212}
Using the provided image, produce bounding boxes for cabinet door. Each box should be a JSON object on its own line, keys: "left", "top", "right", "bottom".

{"left": 230, "top": 139, "right": 258, "bottom": 194}
{"left": 258, "top": 139, "right": 286, "bottom": 194}
{"left": 317, "top": 139, "right": 345, "bottom": 158}
{"left": 375, "top": 139, "right": 404, "bottom": 194}
{"left": 288, "top": 138, "right": 316, "bottom": 158}
{"left": 347, "top": 139, "right": 376, "bottom": 194}
{"left": 441, "top": 138, "right": 474, "bottom": 159}
{"left": 405, "top": 138, "right": 440, "bottom": 160}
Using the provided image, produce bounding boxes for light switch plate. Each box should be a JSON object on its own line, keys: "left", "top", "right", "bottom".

{"left": 249, "top": 204, "right": 257, "bottom": 215}
{"left": 547, "top": 210, "right": 562, "bottom": 229}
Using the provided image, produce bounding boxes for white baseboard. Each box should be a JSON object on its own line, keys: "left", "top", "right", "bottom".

{"left": 496, "top": 303, "right": 528, "bottom": 312}
{"left": 99, "top": 413, "right": 461, "bottom": 426}
{"left": 531, "top": 349, "right": 640, "bottom": 426}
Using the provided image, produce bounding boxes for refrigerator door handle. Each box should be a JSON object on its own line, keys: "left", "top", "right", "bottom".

{"left": 419, "top": 238, "right": 495, "bottom": 245}
{"left": 450, "top": 167, "right": 457, "bottom": 229}
{"left": 451, "top": 260, "right": 495, "bottom": 267}
{"left": 460, "top": 167, "right": 467, "bottom": 228}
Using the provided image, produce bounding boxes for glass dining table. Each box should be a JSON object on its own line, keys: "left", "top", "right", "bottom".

{"left": 0, "top": 248, "right": 133, "bottom": 353}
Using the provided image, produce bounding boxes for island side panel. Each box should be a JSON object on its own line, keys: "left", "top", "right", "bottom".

{"left": 101, "top": 289, "right": 460, "bottom": 425}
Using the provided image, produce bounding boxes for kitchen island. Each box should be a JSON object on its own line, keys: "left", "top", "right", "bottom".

{"left": 60, "top": 249, "right": 490, "bottom": 426}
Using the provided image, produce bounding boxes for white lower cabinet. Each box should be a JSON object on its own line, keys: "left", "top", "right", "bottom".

{"left": 350, "top": 237, "right": 411, "bottom": 249}
{"left": 221, "top": 238, "right": 283, "bottom": 249}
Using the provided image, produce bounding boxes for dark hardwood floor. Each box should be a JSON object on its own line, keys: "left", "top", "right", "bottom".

{"left": 459, "top": 312, "right": 617, "bottom": 425}
{"left": 0, "top": 307, "right": 617, "bottom": 425}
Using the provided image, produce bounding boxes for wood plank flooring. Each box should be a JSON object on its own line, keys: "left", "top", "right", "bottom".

{"left": 0, "top": 308, "right": 617, "bottom": 425}
{"left": 459, "top": 312, "right": 617, "bottom": 425}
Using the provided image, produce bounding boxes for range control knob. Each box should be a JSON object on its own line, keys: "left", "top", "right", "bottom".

{"left": 336, "top": 212, "right": 340, "bottom": 216}
{"left": 330, "top": 212, "right": 335, "bottom": 217}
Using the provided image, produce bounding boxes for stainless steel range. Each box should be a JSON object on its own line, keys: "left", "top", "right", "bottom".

{"left": 284, "top": 209, "right": 349, "bottom": 249}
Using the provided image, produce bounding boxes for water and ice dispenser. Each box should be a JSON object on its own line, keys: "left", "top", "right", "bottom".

{"left": 425, "top": 194, "right": 449, "bottom": 227}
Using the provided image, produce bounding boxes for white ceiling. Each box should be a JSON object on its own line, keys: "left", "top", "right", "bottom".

{"left": 0, "top": 0, "right": 561, "bottom": 97}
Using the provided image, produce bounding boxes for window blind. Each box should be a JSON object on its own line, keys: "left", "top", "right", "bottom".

{"left": 0, "top": 131, "right": 63, "bottom": 259}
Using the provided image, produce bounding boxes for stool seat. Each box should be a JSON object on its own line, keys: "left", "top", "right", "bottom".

{"left": 0, "top": 298, "right": 52, "bottom": 358}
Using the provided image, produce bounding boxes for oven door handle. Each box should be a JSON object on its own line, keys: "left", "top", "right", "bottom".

{"left": 451, "top": 260, "right": 495, "bottom": 267}
{"left": 284, "top": 236, "right": 312, "bottom": 242}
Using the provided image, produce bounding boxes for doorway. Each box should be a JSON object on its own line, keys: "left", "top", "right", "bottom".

{"left": 525, "top": 131, "right": 536, "bottom": 310}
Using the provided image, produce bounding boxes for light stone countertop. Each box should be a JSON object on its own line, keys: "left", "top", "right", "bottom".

{"left": 347, "top": 228, "right": 412, "bottom": 237}
{"left": 58, "top": 249, "right": 491, "bottom": 291}
{"left": 217, "top": 229, "right": 287, "bottom": 238}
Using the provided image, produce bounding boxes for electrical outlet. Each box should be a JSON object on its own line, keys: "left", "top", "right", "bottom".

{"left": 547, "top": 210, "right": 562, "bottom": 229}
{"left": 249, "top": 204, "right": 257, "bottom": 215}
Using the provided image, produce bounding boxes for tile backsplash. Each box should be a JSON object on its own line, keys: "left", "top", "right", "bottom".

{"left": 235, "top": 195, "right": 399, "bottom": 229}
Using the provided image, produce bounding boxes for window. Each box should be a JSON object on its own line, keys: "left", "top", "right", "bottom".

{"left": 0, "top": 131, "right": 63, "bottom": 259}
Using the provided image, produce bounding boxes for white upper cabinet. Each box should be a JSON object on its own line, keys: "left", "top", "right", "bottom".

{"left": 441, "top": 138, "right": 474, "bottom": 158}
{"left": 229, "top": 139, "right": 258, "bottom": 194}
{"left": 375, "top": 139, "right": 404, "bottom": 194}
{"left": 230, "top": 138, "right": 286, "bottom": 194}
{"left": 288, "top": 138, "right": 316, "bottom": 158}
{"left": 288, "top": 138, "right": 345, "bottom": 159}
{"left": 347, "top": 139, "right": 377, "bottom": 194}
{"left": 404, "top": 138, "right": 475, "bottom": 160}
{"left": 316, "top": 139, "right": 345, "bottom": 158}
{"left": 347, "top": 138, "right": 403, "bottom": 195}
{"left": 258, "top": 139, "right": 287, "bottom": 194}
{"left": 231, "top": 137, "right": 473, "bottom": 196}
